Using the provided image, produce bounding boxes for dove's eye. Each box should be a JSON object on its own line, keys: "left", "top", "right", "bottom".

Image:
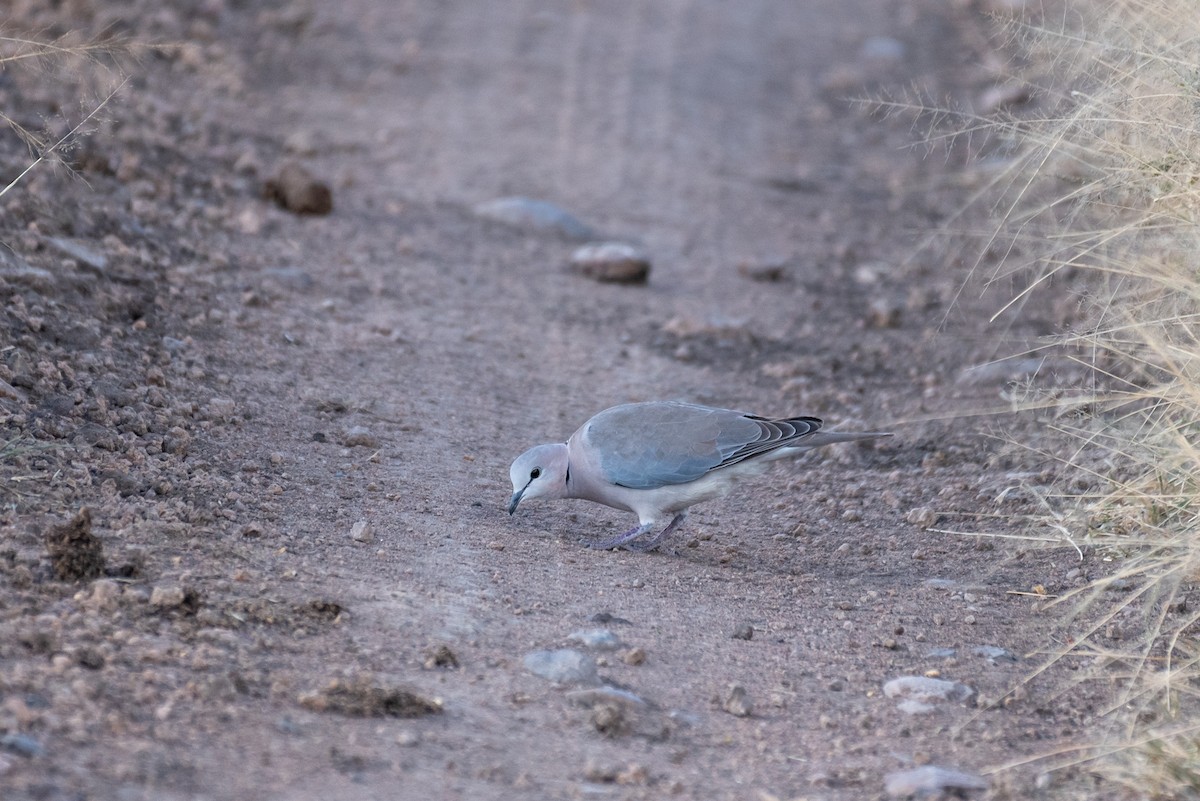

{"left": 530, "top": 468, "right": 541, "bottom": 480}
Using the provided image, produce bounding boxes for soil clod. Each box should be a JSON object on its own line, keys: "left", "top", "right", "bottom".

{"left": 264, "top": 162, "right": 333, "bottom": 215}
{"left": 44, "top": 508, "right": 105, "bottom": 581}
{"left": 300, "top": 677, "right": 442, "bottom": 718}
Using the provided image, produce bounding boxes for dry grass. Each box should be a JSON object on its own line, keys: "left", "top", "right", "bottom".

{"left": 977, "top": 0, "right": 1200, "bottom": 794}
{"left": 0, "top": 30, "right": 136, "bottom": 199}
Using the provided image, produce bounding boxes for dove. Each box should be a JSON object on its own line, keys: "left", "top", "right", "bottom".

{"left": 507, "top": 401, "right": 891, "bottom": 551}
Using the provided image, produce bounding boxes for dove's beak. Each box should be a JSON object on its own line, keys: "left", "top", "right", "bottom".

{"left": 507, "top": 489, "right": 524, "bottom": 515}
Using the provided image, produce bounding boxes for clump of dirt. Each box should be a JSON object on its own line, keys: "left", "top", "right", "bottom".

{"left": 222, "top": 597, "right": 345, "bottom": 627}
{"left": 590, "top": 703, "right": 631, "bottom": 738}
{"left": 301, "top": 598, "right": 345, "bottom": 622}
{"left": 43, "top": 507, "right": 105, "bottom": 580}
{"left": 298, "top": 676, "right": 443, "bottom": 718}
{"left": 423, "top": 643, "right": 460, "bottom": 669}
{"left": 263, "top": 162, "right": 333, "bottom": 215}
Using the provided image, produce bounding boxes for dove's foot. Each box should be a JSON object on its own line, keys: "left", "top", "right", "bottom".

{"left": 584, "top": 522, "right": 653, "bottom": 550}
{"left": 624, "top": 513, "right": 687, "bottom": 552}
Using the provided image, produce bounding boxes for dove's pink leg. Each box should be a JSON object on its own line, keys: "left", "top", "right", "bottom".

{"left": 583, "top": 522, "right": 654, "bottom": 550}
{"left": 583, "top": 520, "right": 657, "bottom": 551}
{"left": 625, "top": 512, "right": 687, "bottom": 552}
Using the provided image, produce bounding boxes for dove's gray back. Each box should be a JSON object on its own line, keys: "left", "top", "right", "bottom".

{"left": 577, "top": 402, "right": 822, "bottom": 490}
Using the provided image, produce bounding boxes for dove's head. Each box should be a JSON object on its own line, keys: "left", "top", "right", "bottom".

{"left": 508, "top": 443, "right": 569, "bottom": 514}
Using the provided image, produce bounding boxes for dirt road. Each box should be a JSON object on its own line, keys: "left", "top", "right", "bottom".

{"left": 1, "top": 1, "right": 1111, "bottom": 799}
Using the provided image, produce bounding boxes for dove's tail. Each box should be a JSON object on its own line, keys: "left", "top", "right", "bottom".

{"left": 791, "top": 431, "right": 893, "bottom": 450}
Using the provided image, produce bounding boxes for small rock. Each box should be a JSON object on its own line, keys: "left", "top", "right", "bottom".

{"left": 350, "top": 520, "right": 374, "bottom": 543}
{"left": 523, "top": 649, "right": 599, "bottom": 685}
{"left": 0, "top": 733, "right": 44, "bottom": 758}
{"left": 660, "top": 314, "right": 751, "bottom": 340}
{"left": 82, "top": 578, "right": 122, "bottom": 610}
{"left": 395, "top": 730, "right": 420, "bottom": 747}
{"left": 590, "top": 612, "right": 633, "bottom": 626}
{"left": 149, "top": 584, "right": 187, "bottom": 609}
{"left": 567, "top": 628, "right": 622, "bottom": 650}
{"left": 473, "top": 196, "right": 596, "bottom": 240}
{"left": 722, "top": 684, "right": 753, "bottom": 717}
{"left": 77, "top": 646, "right": 105, "bottom": 670}
{"left": 883, "top": 676, "right": 974, "bottom": 708}
{"left": 736, "top": 258, "right": 789, "bottom": 282}
{"left": 621, "top": 647, "right": 646, "bottom": 665}
{"left": 342, "top": 426, "right": 380, "bottom": 448}
{"left": 163, "top": 426, "right": 192, "bottom": 456}
{"left": 111, "top": 547, "right": 145, "bottom": 579}
{"left": 731, "top": 623, "right": 754, "bottom": 641}
{"left": 233, "top": 149, "right": 262, "bottom": 174}
{"left": 867, "top": 297, "right": 902, "bottom": 328}
{"left": 971, "top": 645, "right": 1018, "bottom": 664}
{"left": 423, "top": 644, "right": 459, "bottom": 669}
{"left": 207, "top": 397, "right": 237, "bottom": 420}
{"left": 906, "top": 507, "right": 938, "bottom": 529}
{"left": 263, "top": 162, "right": 333, "bottom": 215}
{"left": 591, "top": 701, "right": 629, "bottom": 737}
{"left": 885, "top": 765, "right": 987, "bottom": 798}
{"left": 569, "top": 242, "right": 651, "bottom": 284}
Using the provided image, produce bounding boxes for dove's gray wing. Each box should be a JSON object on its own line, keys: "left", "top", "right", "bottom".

{"left": 581, "top": 402, "right": 822, "bottom": 490}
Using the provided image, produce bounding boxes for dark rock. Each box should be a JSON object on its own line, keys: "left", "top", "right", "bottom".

{"left": 569, "top": 242, "right": 651, "bottom": 284}
{"left": 263, "top": 162, "right": 333, "bottom": 215}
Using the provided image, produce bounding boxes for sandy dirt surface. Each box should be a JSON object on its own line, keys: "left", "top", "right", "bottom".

{"left": 2, "top": 1, "right": 1127, "bottom": 799}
